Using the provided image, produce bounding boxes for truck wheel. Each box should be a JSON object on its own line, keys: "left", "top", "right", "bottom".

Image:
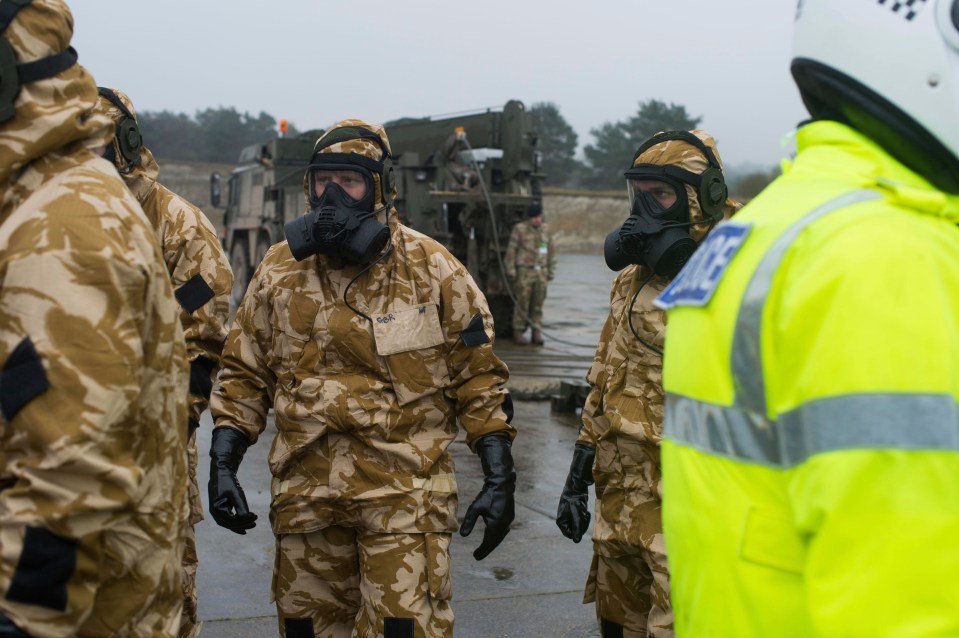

{"left": 230, "top": 238, "right": 250, "bottom": 310}
{"left": 487, "top": 294, "right": 515, "bottom": 338}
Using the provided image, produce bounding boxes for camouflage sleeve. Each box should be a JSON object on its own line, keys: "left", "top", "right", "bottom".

{"left": 503, "top": 226, "right": 519, "bottom": 278}
{"left": 578, "top": 312, "right": 616, "bottom": 447}
{"left": 161, "top": 198, "right": 233, "bottom": 426}
{"left": 209, "top": 262, "right": 275, "bottom": 445}
{"left": 439, "top": 262, "right": 514, "bottom": 447}
{"left": 0, "top": 201, "right": 181, "bottom": 630}
{"left": 577, "top": 274, "right": 627, "bottom": 447}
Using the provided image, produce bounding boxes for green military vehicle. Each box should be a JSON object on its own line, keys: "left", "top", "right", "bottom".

{"left": 212, "top": 100, "right": 543, "bottom": 332}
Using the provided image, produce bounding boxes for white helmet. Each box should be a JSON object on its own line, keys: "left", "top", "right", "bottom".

{"left": 791, "top": 0, "right": 959, "bottom": 192}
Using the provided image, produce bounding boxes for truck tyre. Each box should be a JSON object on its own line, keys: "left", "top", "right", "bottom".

{"left": 230, "top": 238, "right": 250, "bottom": 310}
{"left": 487, "top": 294, "right": 515, "bottom": 338}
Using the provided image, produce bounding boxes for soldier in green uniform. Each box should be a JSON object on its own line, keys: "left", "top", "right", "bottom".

{"left": 503, "top": 201, "right": 556, "bottom": 345}
{"left": 0, "top": 1, "right": 189, "bottom": 636}
{"left": 94, "top": 87, "right": 233, "bottom": 638}
{"left": 556, "top": 131, "right": 740, "bottom": 638}
{"left": 207, "top": 120, "right": 517, "bottom": 638}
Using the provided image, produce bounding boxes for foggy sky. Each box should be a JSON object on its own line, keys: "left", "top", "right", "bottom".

{"left": 68, "top": 1, "right": 808, "bottom": 170}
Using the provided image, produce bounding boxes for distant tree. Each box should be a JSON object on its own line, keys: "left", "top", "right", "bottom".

{"left": 732, "top": 166, "right": 781, "bottom": 200}
{"left": 195, "top": 107, "right": 280, "bottom": 164}
{"left": 530, "top": 102, "right": 583, "bottom": 187}
{"left": 137, "top": 110, "right": 202, "bottom": 161}
{"left": 583, "top": 99, "right": 701, "bottom": 189}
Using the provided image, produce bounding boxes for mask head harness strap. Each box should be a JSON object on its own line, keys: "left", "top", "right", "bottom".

{"left": 0, "top": 0, "right": 78, "bottom": 123}
{"left": 625, "top": 130, "right": 728, "bottom": 221}
{"left": 310, "top": 126, "right": 395, "bottom": 208}
{"left": 97, "top": 87, "right": 142, "bottom": 173}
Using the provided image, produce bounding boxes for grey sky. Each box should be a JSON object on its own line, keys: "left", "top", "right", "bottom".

{"left": 69, "top": 1, "right": 807, "bottom": 170}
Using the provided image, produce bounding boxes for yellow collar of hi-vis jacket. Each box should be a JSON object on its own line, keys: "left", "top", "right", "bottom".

{"left": 786, "top": 120, "right": 959, "bottom": 223}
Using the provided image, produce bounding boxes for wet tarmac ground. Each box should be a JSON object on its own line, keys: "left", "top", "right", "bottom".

{"left": 195, "top": 253, "right": 617, "bottom": 637}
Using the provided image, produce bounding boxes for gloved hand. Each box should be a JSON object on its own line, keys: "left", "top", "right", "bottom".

{"left": 0, "top": 612, "right": 28, "bottom": 636}
{"left": 459, "top": 434, "right": 516, "bottom": 560}
{"left": 556, "top": 443, "right": 595, "bottom": 543}
{"left": 208, "top": 426, "right": 257, "bottom": 534}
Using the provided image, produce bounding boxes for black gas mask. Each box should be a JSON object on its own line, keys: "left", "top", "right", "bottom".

{"left": 284, "top": 166, "right": 389, "bottom": 263}
{"left": 603, "top": 131, "right": 728, "bottom": 276}
{"left": 604, "top": 183, "right": 699, "bottom": 276}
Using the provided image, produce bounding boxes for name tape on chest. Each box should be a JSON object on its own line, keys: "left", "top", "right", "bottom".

{"left": 654, "top": 222, "right": 751, "bottom": 310}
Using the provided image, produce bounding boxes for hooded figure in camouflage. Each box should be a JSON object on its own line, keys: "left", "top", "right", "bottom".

{"left": 208, "top": 120, "right": 517, "bottom": 638}
{"left": 0, "top": 1, "right": 189, "bottom": 636}
{"left": 556, "top": 130, "right": 740, "bottom": 638}
{"left": 93, "top": 87, "right": 233, "bottom": 638}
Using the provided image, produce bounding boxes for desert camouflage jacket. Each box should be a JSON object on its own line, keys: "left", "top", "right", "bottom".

{"left": 121, "top": 147, "right": 233, "bottom": 429}
{"left": 577, "top": 129, "right": 741, "bottom": 550}
{"left": 211, "top": 214, "right": 514, "bottom": 535}
{"left": 504, "top": 219, "right": 556, "bottom": 280}
{"left": 0, "top": 8, "right": 188, "bottom": 633}
{"left": 578, "top": 265, "right": 669, "bottom": 482}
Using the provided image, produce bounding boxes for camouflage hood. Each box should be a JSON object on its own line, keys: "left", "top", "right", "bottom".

{"left": 303, "top": 119, "right": 399, "bottom": 232}
{"left": 0, "top": 0, "right": 112, "bottom": 195}
{"left": 93, "top": 87, "right": 161, "bottom": 201}
{"left": 631, "top": 129, "right": 740, "bottom": 243}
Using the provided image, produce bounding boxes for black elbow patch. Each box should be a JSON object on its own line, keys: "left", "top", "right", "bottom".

{"left": 384, "top": 617, "right": 414, "bottom": 638}
{"left": 459, "top": 313, "right": 490, "bottom": 347}
{"left": 284, "top": 618, "right": 315, "bottom": 638}
{"left": 175, "top": 274, "right": 216, "bottom": 314}
{"left": 1, "top": 336, "right": 50, "bottom": 421}
{"left": 6, "top": 526, "right": 77, "bottom": 611}
{"left": 189, "top": 356, "right": 217, "bottom": 399}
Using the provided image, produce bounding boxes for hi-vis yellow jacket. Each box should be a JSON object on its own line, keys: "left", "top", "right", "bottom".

{"left": 657, "top": 121, "right": 959, "bottom": 637}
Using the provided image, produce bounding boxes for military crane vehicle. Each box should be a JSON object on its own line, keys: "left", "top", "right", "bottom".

{"left": 211, "top": 100, "right": 543, "bottom": 333}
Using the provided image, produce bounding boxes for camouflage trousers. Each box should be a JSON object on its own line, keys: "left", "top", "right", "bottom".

{"left": 178, "top": 523, "right": 199, "bottom": 638}
{"left": 178, "top": 433, "right": 203, "bottom": 638}
{"left": 75, "top": 516, "right": 183, "bottom": 637}
{"left": 584, "top": 535, "right": 673, "bottom": 638}
{"left": 273, "top": 527, "right": 454, "bottom": 638}
{"left": 511, "top": 267, "right": 548, "bottom": 332}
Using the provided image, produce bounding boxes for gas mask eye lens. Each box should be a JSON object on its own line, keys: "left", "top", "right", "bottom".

{"left": 627, "top": 179, "right": 679, "bottom": 216}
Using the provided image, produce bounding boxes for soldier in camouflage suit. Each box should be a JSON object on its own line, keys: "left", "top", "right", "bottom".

{"left": 503, "top": 201, "right": 556, "bottom": 345}
{"left": 556, "top": 131, "right": 741, "bottom": 638}
{"left": 208, "top": 120, "right": 517, "bottom": 638}
{"left": 0, "top": 1, "right": 189, "bottom": 636}
{"left": 94, "top": 87, "right": 233, "bottom": 638}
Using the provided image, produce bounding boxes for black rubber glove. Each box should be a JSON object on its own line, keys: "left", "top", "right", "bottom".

{"left": 187, "top": 418, "right": 200, "bottom": 440}
{"left": 0, "top": 612, "right": 28, "bottom": 636}
{"left": 459, "top": 434, "right": 516, "bottom": 560}
{"left": 556, "top": 443, "right": 595, "bottom": 543}
{"left": 208, "top": 426, "right": 257, "bottom": 534}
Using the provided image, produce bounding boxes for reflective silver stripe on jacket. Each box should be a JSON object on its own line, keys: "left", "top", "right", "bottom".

{"left": 665, "top": 189, "right": 959, "bottom": 465}
{"left": 731, "top": 190, "right": 882, "bottom": 415}
{"left": 666, "top": 393, "right": 959, "bottom": 468}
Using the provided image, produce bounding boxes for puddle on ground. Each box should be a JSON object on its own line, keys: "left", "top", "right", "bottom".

{"left": 492, "top": 567, "right": 514, "bottom": 581}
